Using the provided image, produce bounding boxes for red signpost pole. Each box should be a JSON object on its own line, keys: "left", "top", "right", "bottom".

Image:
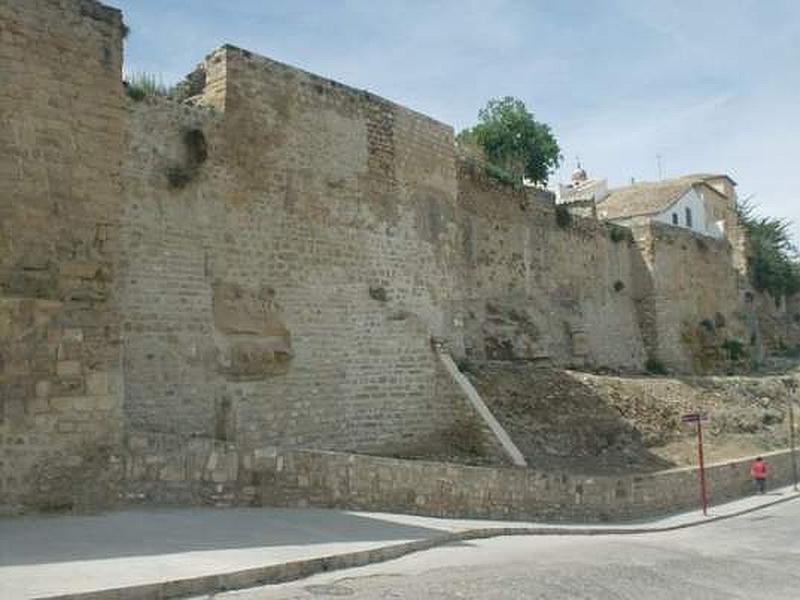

{"left": 683, "top": 412, "right": 708, "bottom": 516}
{"left": 696, "top": 419, "right": 708, "bottom": 517}
{"left": 790, "top": 403, "right": 798, "bottom": 492}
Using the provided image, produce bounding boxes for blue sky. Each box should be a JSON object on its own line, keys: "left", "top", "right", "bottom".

{"left": 116, "top": 0, "right": 800, "bottom": 242}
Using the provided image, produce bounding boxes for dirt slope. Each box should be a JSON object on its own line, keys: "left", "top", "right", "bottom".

{"left": 464, "top": 361, "right": 799, "bottom": 473}
{"left": 465, "top": 363, "right": 672, "bottom": 474}
{"left": 578, "top": 370, "right": 798, "bottom": 466}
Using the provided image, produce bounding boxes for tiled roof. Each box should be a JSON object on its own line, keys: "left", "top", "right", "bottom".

{"left": 598, "top": 174, "right": 729, "bottom": 220}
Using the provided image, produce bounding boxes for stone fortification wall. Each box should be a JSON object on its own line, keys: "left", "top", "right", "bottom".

{"left": 123, "top": 434, "right": 797, "bottom": 522}
{"left": 633, "top": 223, "right": 748, "bottom": 372}
{"left": 752, "top": 291, "right": 800, "bottom": 359}
{"left": 0, "top": 0, "right": 769, "bottom": 514}
{"left": 457, "top": 161, "right": 647, "bottom": 370}
{"left": 119, "top": 46, "right": 473, "bottom": 457}
{"left": 259, "top": 447, "right": 796, "bottom": 521}
{"left": 0, "top": 0, "right": 126, "bottom": 510}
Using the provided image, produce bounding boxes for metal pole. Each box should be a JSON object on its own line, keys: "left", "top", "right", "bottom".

{"left": 790, "top": 403, "right": 798, "bottom": 492}
{"left": 697, "top": 419, "right": 708, "bottom": 516}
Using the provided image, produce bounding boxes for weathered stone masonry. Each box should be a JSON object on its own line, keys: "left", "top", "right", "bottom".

{"left": 632, "top": 222, "right": 749, "bottom": 372}
{"left": 0, "top": 0, "right": 755, "bottom": 513}
{"left": 458, "top": 160, "right": 648, "bottom": 369}
{"left": 119, "top": 46, "right": 469, "bottom": 457}
{"left": 0, "top": 0, "right": 125, "bottom": 509}
{"left": 124, "top": 433, "right": 798, "bottom": 522}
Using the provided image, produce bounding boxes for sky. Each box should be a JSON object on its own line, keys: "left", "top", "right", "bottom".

{"left": 115, "top": 0, "right": 800, "bottom": 243}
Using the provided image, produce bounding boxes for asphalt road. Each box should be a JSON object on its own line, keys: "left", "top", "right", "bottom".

{"left": 212, "top": 498, "right": 800, "bottom": 599}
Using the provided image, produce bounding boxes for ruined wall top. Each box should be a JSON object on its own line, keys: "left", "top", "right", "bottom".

{"left": 73, "top": 0, "right": 122, "bottom": 25}
{"left": 205, "top": 44, "right": 454, "bottom": 132}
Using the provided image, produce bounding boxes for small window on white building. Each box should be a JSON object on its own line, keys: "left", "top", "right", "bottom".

{"left": 672, "top": 213, "right": 679, "bottom": 225}
{"left": 685, "top": 208, "right": 693, "bottom": 228}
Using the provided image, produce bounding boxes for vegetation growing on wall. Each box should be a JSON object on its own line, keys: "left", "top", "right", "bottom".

{"left": 645, "top": 357, "right": 668, "bottom": 375}
{"left": 482, "top": 163, "right": 520, "bottom": 188}
{"left": 169, "top": 67, "right": 208, "bottom": 104}
{"left": 456, "top": 97, "right": 561, "bottom": 185}
{"left": 609, "top": 224, "right": 631, "bottom": 243}
{"left": 737, "top": 199, "right": 800, "bottom": 299}
{"left": 721, "top": 338, "right": 747, "bottom": 362}
{"left": 700, "top": 318, "right": 716, "bottom": 333}
{"left": 443, "top": 418, "right": 486, "bottom": 458}
{"left": 123, "top": 72, "right": 168, "bottom": 101}
{"left": 778, "top": 340, "right": 800, "bottom": 358}
{"left": 555, "top": 204, "right": 572, "bottom": 228}
{"left": 166, "top": 128, "right": 208, "bottom": 189}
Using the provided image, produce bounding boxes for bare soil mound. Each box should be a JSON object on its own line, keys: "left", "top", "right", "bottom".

{"left": 577, "top": 370, "right": 798, "bottom": 466}
{"left": 465, "top": 362, "right": 674, "bottom": 474}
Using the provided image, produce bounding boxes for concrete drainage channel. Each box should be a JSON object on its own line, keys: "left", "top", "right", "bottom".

{"left": 41, "top": 492, "right": 800, "bottom": 600}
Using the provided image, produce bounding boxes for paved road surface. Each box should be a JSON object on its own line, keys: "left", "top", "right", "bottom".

{"left": 213, "top": 498, "right": 800, "bottom": 599}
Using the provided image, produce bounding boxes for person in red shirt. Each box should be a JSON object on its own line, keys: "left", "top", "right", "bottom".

{"left": 750, "top": 457, "right": 767, "bottom": 494}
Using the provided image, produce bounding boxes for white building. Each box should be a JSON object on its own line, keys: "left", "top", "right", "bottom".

{"left": 596, "top": 174, "right": 738, "bottom": 240}
{"left": 558, "top": 164, "right": 609, "bottom": 205}
{"left": 557, "top": 164, "right": 609, "bottom": 219}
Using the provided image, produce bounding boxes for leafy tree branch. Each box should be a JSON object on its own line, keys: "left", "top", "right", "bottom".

{"left": 457, "top": 97, "right": 561, "bottom": 185}
{"left": 737, "top": 198, "right": 800, "bottom": 299}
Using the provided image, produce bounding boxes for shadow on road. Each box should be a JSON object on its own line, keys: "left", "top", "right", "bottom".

{"left": 0, "top": 507, "right": 448, "bottom": 567}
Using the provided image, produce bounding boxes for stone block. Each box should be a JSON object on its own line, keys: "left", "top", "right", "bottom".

{"left": 128, "top": 433, "right": 150, "bottom": 452}
{"left": 56, "top": 341, "right": 82, "bottom": 361}
{"left": 206, "top": 452, "right": 219, "bottom": 471}
{"left": 4, "top": 359, "right": 30, "bottom": 376}
{"left": 50, "top": 377, "right": 85, "bottom": 397}
{"left": 47, "top": 327, "right": 64, "bottom": 344}
{"left": 3, "top": 397, "right": 25, "bottom": 424}
{"left": 64, "top": 455, "right": 83, "bottom": 467}
{"left": 217, "top": 339, "right": 293, "bottom": 380}
{"left": 60, "top": 262, "right": 102, "bottom": 280}
{"left": 35, "top": 380, "right": 51, "bottom": 398}
{"left": 212, "top": 282, "right": 290, "bottom": 337}
{"left": 160, "top": 463, "right": 185, "bottom": 482}
{"left": 56, "top": 421, "right": 76, "bottom": 433}
{"left": 33, "top": 413, "right": 55, "bottom": 430}
{"left": 50, "top": 397, "right": 75, "bottom": 412}
{"left": 211, "top": 469, "right": 229, "bottom": 483}
{"left": 70, "top": 397, "right": 95, "bottom": 411}
{"left": 85, "top": 372, "right": 108, "bottom": 396}
{"left": 62, "top": 329, "right": 84, "bottom": 343}
{"left": 56, "top": 360, "right": 81, "bottom": 378}
{"left": 27, "top": 396, "right": 49, "bottom": 415}
{"left": 92, "top": 396, "right": 116, "bottom": 410}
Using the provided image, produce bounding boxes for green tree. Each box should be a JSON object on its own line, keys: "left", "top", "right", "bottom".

{"left": 737, "top": 199, "right": 800, "bottom": 299}
{"left": 457, "top": 96, "right": 561, "bottom": 185}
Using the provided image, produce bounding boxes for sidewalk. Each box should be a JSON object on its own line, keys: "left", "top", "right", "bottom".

{"left": 1, "top": 487, "right": 797, "bottom": 600}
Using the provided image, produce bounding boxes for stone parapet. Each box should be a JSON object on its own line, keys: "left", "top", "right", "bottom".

{"left": 120, "top": 431, "right": 798, "bottom": 523}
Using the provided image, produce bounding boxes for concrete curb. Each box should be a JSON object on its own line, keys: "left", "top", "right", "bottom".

{"left": 41, "top": 491, "right": 800, "bottom": 600}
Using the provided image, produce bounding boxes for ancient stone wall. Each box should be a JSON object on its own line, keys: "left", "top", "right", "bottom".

{"left": 122, "top": 434, "right": 798, "bottom": 522}
{"left": 752, "top": 291, "right": 800, "bottom": 358}
{"left": 0, "top": 0, "right": 126, "bottom": 510}
{"left": 256, "top": 447, "right": 796, "bottom": 521}
{"left": 633, "top": 223, "right": 748, "bottom": 372}
{"left": 457, "top": 160, "right": 648, "bottom": 370}
{"left": 0, "top": 0, "right": 773, "bottom": 514}
{"left": 118, "top": 47, "right": 472, "bottom": 458}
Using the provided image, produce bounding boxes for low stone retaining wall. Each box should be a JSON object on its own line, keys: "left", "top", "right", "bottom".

{"left": 255, "top": 448, "right": 796, "bottom": 522}
{"left": 123, "top": 432, "right": 797, "bottom": 522}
